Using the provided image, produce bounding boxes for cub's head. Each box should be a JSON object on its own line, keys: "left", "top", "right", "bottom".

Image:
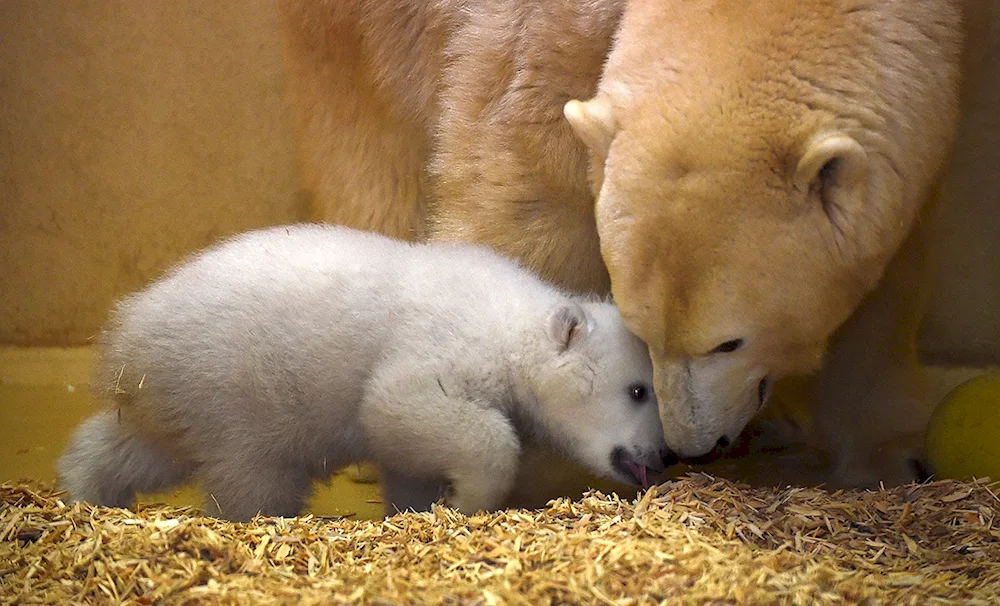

{"left": 530, "top": 300, "right": 670, "bottom": 488}
{"left": 564, "top": 0, "right": 963, "bottom": 457}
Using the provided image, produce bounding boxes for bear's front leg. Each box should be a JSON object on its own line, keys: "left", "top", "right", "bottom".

{"left": 808, "top": 210, "right": 939, "bottom": 488}
{"left": 361, "top": 371, "right": 522, "bottom": 515}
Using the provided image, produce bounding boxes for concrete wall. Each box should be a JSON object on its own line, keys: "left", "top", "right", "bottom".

{"left": 0, "top": 0, "right": 996, "bottom": 361}
{"left": 0, "top": 1, "right": 306, "bottom": 345}
{"left": 919, "top": 2, "right": 1000, "bottom": 365}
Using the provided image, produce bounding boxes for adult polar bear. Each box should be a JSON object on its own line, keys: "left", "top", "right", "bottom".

{"left": 277, "top": 0, "right": 988, "bottom": 488}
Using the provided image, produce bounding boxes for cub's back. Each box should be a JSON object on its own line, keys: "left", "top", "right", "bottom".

{"left": 94, "top": 225, "right": 410, "bottom": 414}
{"left": 95, "top": 225, "right": 558, "bottom": 418}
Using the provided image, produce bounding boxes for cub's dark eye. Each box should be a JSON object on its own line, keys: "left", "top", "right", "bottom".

{"left": 628, "top": 383, "right": 650, "bottom": 403}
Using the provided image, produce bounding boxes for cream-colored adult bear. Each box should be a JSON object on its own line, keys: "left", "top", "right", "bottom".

{"left": 276, "top": 0, "right": 991, "bottom": 488}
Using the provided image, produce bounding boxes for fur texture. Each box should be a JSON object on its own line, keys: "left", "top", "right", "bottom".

{"left": 59, "top": 224, "right": 667, "bottom": 520}
{"left": 277, "top": 0, "right": 989, "bottom": 488}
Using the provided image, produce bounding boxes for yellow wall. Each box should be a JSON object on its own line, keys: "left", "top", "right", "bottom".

{"left": 0, "top": 1, "right": 306, "bottom": 345}
{"left": 0, "top": 1, "right": 997, "bottom": 362}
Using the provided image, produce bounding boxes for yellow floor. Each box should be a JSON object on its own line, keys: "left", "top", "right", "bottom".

{"left": 0, "top": 347, "right": 384, "bottom": 520}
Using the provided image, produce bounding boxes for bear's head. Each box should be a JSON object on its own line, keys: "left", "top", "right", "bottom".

{"left": 529, "top": 300, "right": 670, "bottom": 488}
{"left": 564, "top": 0, "right": 963, "bottom": 457}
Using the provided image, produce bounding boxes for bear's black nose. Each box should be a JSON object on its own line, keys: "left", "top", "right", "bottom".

{"left": 660, "top": 446, "right": 679, "bottom": 468}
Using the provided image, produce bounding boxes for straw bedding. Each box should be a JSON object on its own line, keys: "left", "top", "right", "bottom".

{"left": 3, "top": 475, "right": 999, "bottom": 605}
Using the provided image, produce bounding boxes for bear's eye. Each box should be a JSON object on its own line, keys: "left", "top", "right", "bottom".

{"left": 628, "top": 383, "right": 650, "bottom": 404}
{"left": 710, "top": 339, "right": 744, "bottom": 354}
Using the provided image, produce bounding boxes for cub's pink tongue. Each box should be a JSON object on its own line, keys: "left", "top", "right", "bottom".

{"left": 624, "top": 459, "right": 651, "bottom": 489}
{"left": 637, "top": 463, "right": 650, "bottom": 489}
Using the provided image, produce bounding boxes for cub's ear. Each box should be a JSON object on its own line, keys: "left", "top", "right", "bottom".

{"left": 547, "top": 302, "right": 590, "bottom": 352}
{"left": 564, "top": 96, "right": 616, "bottom": 160}
{"left": 795, "top": 132, "right": 869, "bottom": 218}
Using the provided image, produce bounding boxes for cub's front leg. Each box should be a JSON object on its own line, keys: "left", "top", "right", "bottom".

{"left": 361, "top": 370, "right": 521, "bottom": 515}
{"left": 379, "top": 470, "right": 447, "bottom": 515}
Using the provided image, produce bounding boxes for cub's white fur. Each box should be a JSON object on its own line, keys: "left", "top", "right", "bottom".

{"left": 59, "top": 224, "right": 667, "bottom": 520}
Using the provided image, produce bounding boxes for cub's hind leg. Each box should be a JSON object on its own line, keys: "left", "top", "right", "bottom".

{"left": 58, "top": 410, "right": 191, "bottom": 509}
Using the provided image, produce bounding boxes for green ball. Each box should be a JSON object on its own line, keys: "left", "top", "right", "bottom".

{"left": 925, "top": 374, "right": 1000, "bottom": 481}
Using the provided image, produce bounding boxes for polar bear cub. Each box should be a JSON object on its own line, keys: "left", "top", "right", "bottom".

{"left": 58, "top": 224, "right": 668, "bottom": 520}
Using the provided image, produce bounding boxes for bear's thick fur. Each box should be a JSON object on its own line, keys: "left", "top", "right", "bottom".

{"left": 276, "top": 0, "right": 992, "bottom": 489}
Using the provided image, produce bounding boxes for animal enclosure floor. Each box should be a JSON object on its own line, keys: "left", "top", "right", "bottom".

{"left": 3, "top": 347, "right": 999, "bottom": 602}
{"left": 3, "top": 477, "right": 999, "bottom": 604}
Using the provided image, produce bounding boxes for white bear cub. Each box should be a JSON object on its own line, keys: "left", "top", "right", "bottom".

{"left": 59, "top": 224, "right": 668, "bottom": 520}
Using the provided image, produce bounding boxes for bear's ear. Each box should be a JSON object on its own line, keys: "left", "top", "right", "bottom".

{"left": 547, "top": 302, "right": 590, "bottom": 352}
{"left": 795, "top": 132, "right": 869, "bottom": 218}
{"left": 564, "top": 96, "right": 616, "bottom": 160}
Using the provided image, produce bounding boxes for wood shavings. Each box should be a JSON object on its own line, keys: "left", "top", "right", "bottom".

{"left": 2, "top": 475, "right": 998, "bottom": 604}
